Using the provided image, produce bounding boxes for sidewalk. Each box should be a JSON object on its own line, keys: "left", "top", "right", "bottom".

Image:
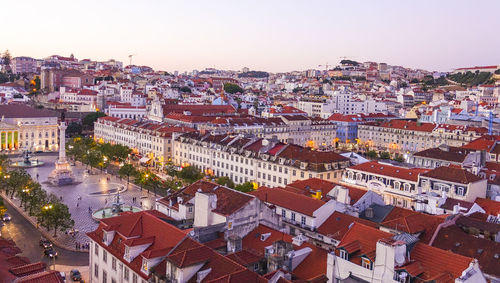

{"left": 0, "top": 192, "right": 87, "bottom": 253}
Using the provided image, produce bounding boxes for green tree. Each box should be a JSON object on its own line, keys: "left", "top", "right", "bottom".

{"left": 2, "top": 50, "right": 11, "bottom": 66}
{"left": 379, "top": 151, "right": 391, "bottom": 160}
{"left": 235, "top": 182, "right": 254, "bottom": 193}
{"left": 25, "top": 182, "right": 47, "bottom": 216}
{"left": 111, "top": 144, "right": 131, "bottom": 162}
{"left": 216, "top": 176, "right": 235, "bottom": 189}
{"left": 178, "top": 166, "right": 203, "bottom": 183}
{"left": 66, "top": 122, "right": 82, "bottom": 136}
{"left": 393, "top": 154, "right": 405, "bottom": 163}
{"left": 118, "top": 163, "right": 138, "bottom": 185}
{"left": 223, "top": 83, "right": 244, "bottom": 94}
{"left": 82, "top": 112, "right": 106, "bottom": 128}
{"left": 180, "top": 86, "right": 191, "bottom": 93}
{"left": 4, "top": 169, "right": 31, "bottom": 199}
{"left": 164, "top": 162, "right": 177, "bottom": 177}
{"left": 366, "top": 150, "right": 378, "bottom": 159}
{"left": 86, "top": 149, "right": 103, "bottom": 173}
{"left": 0, "top": 198, "right": 7, "bottom": 216}
{"left": 38, "top": 195, "right": 74, "bottom": 237}
{"left": 0, "top": 154, "right": 9, "bottom": 172}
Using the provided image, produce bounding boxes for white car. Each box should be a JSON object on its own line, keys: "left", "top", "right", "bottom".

{"left": 2, "top": 214, "right": 11, "bottom": 222}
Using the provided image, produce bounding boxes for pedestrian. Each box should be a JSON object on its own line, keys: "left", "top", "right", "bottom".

{"left": 76, "top": 202, "right": 79, "bottom": 208}
{"left": 140, "top": 201, "right": 142, "bottom": 207}
{"left": 105, "top": 199, "right": 107, "bottom": 204}
{"left": 60, "top": 196, "right": 63, "bottom": 201}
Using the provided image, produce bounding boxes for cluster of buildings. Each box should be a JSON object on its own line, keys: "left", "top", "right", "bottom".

{"left": 3, "top": 54, "right": 500, "bottom": 282}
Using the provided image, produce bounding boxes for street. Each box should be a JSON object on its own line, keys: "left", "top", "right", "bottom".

{"left": 1, "top": 200, "right": 89, "bottom": 267}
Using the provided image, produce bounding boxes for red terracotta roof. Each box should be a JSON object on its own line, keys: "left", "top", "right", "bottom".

{"left": 432, "top": 225, "right": 500, "bottom": 277}
{"left": 348, "top": 161, "right": 429, "bottom": 182}
{"left": 250, "top": 187, "right": 325, "bottom": 216}
{"left": 157, "top": 180, "right": 253, "bottom": 216}
{"left": 475, "top": 197, "right": 500, "bottom": 215}
{"left": 15, "top": 270, "right": 64, "bottom": 283}
{"left": 409, "top": 242, "right": 473, "bottom": 282}
{"left": 286, "top": 178, "right": 336, "bottom": 197}
{"left": 317, "top": 211, "right": 377, "bottom": 241}
{"left": 420, "top": 166, "right": 483, "bottom": 184}
{"left": 336, "top": 223, "right": 393, "bottom": 266}
{"left": 380, "top": 208, "right": 444, "bottom": 244}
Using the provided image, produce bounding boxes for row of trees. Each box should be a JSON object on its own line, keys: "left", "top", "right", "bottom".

{"left": 66, "top": 137, "right": 131, "bottom": 173}
{"left": 0, "top": 155, "right": 74, "bottom": 237}
{"left": 366, "top": 150, "right": 404, "bottom": 163}
{"left": 215, "top": 176, "right": 255, "bottom": 193}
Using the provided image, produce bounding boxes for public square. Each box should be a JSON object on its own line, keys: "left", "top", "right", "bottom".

{"left": 10, "top": 153, "right": 157, "bottom": 250}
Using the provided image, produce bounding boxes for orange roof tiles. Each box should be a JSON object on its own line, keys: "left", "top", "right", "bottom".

{"left": 474, "top": 197, "right": 500, "bottom": 215}
{"left": 250, "top": 187, "right": 325, "bottom": 216}
{"left": 348, "top": 161, "right": 429, "bottom": 182}
{"left": 421, "top": 166, "right": 483, "bottom": 184}
{"left": 317, "top": 211, "right": 377, "bottom": 241}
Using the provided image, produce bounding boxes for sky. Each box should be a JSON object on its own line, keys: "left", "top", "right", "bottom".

{"left": 1, "top": 0, "right": 500, "bottom": 73}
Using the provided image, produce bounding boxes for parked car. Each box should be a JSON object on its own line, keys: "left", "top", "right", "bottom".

{"left": 44, "top": 247, "right": 58, "bottom": 258}
{"left": 70, "top": 269, "right": 82, "bottom": 281}
{"left": 2, "top": 213, "right": 11, "bottom": 222}
{"left": 39, "top": 238, "right": 53, "bottom": 249}
{"left": 59, "top": 271, "right": 66, "bottom": 282}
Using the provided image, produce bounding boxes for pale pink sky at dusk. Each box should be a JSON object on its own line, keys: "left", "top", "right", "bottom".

{"left": 1, "top": 0, "right": 499, "bottom": 73}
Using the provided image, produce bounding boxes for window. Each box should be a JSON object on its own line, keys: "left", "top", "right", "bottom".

{"left": 124, "top": 268, "right": 129, "bottom": 281}
{"left": 133, "top": 273, "right": 138, "bottom": 283}
{"left": 394, "top": 181, "right": 401, "bottom": 190}
{"left": 103, "top": 250, "right": 107, "bottom": 262}
{"left": 112, "top": 279, "right": 116, "bottom": 283}
{"left": 112, "top": 257, "right": 117, "bottom": 270}
{"left": 291, "top": 213, "right": 296, "bottom": 222}
{"left": 403, "top": 183, "right": 411, "bottom": 192}
{"left": 94, "top": 264, "right": 99, "bottom": 278}
{"left": 94, "top": 243, "right": 99, "bottom": 256}
{"left": 339, "top": 250, "right": 348, "bottom": 260}
{"left": 282, "top": 209, "right": 286, "bottom": 218}
{"left": 362, "top": 258, "right": 372, "bottom": 269}
{"left": 457, "top": 187, "right": 465, "bottom": 196}
{"left": 301, "top": 216, "right": 306, "bottom": 225}
{"left": 103, "top": 271, "right": 107, "bottom": 283}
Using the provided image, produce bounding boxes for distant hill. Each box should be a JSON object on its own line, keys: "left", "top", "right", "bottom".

{"left": 447, "top": 71, "right": 493, "bottom": 86}
{"left": 238, "top": 71, "right": 269, "bottom": 78}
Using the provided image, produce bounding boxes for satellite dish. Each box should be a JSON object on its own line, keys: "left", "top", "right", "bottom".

{"left": 189, "top": 230, "right": 195, "bottom": 237}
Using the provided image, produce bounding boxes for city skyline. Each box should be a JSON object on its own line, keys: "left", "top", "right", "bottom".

{"left": 2, "top": 0, "right": 500, "bottom": 73}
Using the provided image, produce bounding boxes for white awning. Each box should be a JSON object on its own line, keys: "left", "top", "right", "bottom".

{"left": 139, "top": 157, "right": 151, "bottom": 163}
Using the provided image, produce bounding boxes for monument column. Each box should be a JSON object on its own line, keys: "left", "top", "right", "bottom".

{"left": 59, "top": 122, "right": 67, "bottom": 161}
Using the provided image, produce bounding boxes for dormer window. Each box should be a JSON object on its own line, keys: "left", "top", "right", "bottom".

{"left": 142, "top": 258, "right": 149, "bottom": 274}
{"left": 339, "top": 250, "right": 349, "bottom": 260}
{"left": 394, "top": 181, "right": 401, "bottom": 190}
{"left": 361, "top": 257, "right": 372, "bottom": 270}
{"left": 403, "top": 183, "right": 411, "bottom": 192}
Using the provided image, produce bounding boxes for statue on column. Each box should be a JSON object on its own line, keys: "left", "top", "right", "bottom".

{"left": 48, "top": 111, "right": 75, "bottom": 186}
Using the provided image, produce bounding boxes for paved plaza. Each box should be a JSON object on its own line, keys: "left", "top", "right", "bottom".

{"left": 10, "top": 154, "right": 157, "bottom": 250}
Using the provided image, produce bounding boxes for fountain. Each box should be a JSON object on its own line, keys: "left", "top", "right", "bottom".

{"left": 48, "top": 114, "right": 75, "bottom": 186}
{"left": 91, "top": 191, "right": 142, "bottom": 221}
{"left": 10, "top": 150, "right": 45, "bottom": 168}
